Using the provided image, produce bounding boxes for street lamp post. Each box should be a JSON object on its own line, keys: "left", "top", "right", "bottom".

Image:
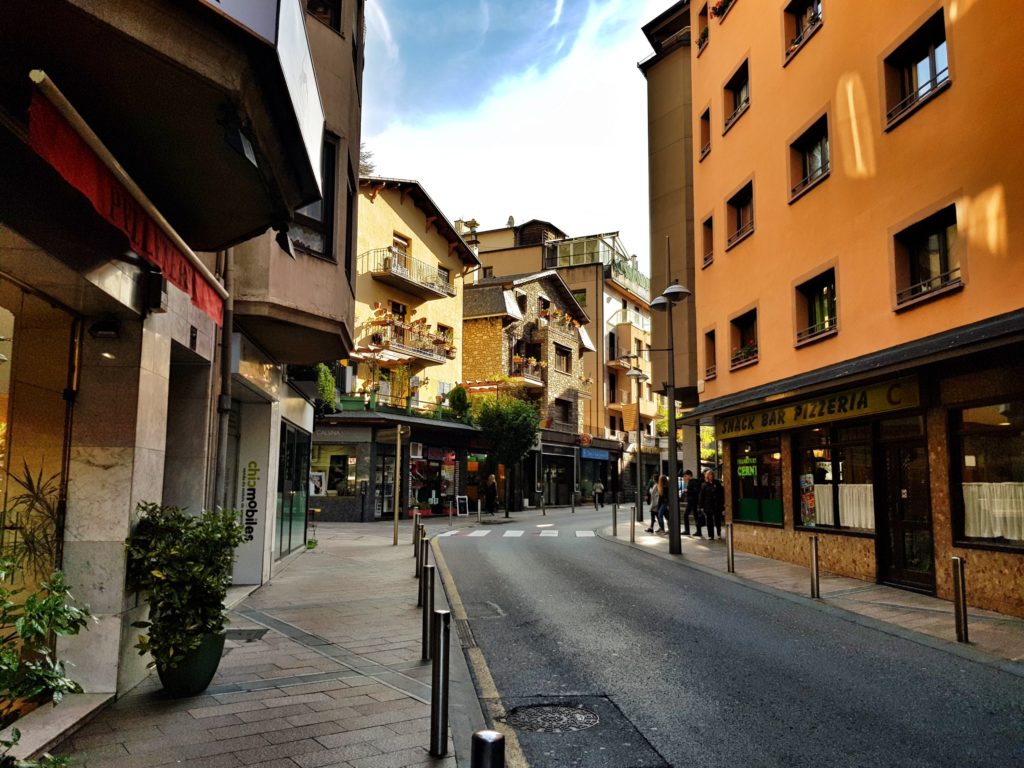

{"left": 650, "top": 236, "right": 692, "bottom": 555}
{"left": 626, "top": 367, "right": 649, "bottom": 543}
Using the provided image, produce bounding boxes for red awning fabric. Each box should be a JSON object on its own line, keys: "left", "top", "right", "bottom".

{"left": 27, "top": 90, "right": 223, "bottom": 325}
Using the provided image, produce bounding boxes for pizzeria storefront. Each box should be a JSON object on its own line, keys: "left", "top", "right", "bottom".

{"left": 699, "top": 345, "right": 1024, "bottom": 618}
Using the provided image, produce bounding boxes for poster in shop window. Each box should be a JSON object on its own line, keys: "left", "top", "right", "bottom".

{"left": 799, "top": 473, "right": 816, "bottom": 525}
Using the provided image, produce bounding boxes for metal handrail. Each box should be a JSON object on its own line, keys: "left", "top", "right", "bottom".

{"left": 510, "top": 361, "right": 546, "bottom": 381}
{"left": 705, "top": 364, "right": 717, "bottom": 379}
{"left": 723, "top": 97, "right": 749, "bottom": 131}
{"left": 702, "top": 249, "right": 714, "bottom": 267}
{"left": 791, "top": 159, "right": 830, "bottom": 196}
{"left": 373, "top": 322, "right": 447, "bottom": 362}
{"left": 896, "top": 268, "right": 961, "bottom": 304}
{"left": 796, "top": 316, "right": 837, "bottom": 342}
{"left": 730, "top": 346, "right": 758, "bottom": 366}
{"left": 700, "top": 141, "right": 711, "bottom": 159}
{"left": 726, "top": 219, "right": 754, "bottom": 246}
{"left": 365, "top": 246, "right": 457, "bottom": 297}
{"left": 887, "top": 67, "right": 950, "bottom": 123}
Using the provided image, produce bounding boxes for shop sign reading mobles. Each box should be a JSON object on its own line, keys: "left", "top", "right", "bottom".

{"left": 716, "top": 377, "right": 920, "bottom": 440}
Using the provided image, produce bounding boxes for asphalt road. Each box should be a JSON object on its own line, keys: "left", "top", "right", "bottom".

{"left": 436, "top": 509, "right": 1024, "bottom": 768}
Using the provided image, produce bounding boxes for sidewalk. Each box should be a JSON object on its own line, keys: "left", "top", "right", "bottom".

{"left": 599, "top": 510, "right": 1024, "bottom": 668}
{"left": 53, "top": 520, "right": 483, "bottom": 768}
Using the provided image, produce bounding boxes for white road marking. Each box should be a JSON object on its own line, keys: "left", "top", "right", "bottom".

{"left": 503, "top": 530, "right": 525, "bottom": 537}
{"left": 434, "top": 530, "right": 459, "bottom": 537}
{"left": 467, "top": 530, "right": 491, "bottom": 537}
{"left": 575, "top": 530, "right": 596, "bottom": 537}
{"left": 539, "top": 530, "right": 559, "bottom": 537}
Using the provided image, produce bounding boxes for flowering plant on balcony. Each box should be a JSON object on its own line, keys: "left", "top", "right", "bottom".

{"left": 526, "top": 356, "right": 538, "bottom": 366}
{"left": 697, "top": 26, "right": 708, "bottom": 49}
{"left": 512, "top": 354, "right": 524, "bottom": 364}
{"left": 537, "top": 360, "right": 547, "bottom": 368}
{"left": 710, "top": 0, "right": 734, "bottom": 18}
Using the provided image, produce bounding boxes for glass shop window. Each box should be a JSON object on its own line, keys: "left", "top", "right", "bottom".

{"left": 793, "top": 426, "right": 875, "bottom": 531}
{"left": 732, "top": 435, "right": 783, "bottom": 525}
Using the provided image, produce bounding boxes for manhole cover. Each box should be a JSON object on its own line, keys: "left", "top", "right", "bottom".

{"left": 504, "top": 704, "right": 600, "bottom": 733}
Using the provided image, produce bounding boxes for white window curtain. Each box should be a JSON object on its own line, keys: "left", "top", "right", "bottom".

{"left": 962, "top": 483, "right": 1024, "bottom": 540}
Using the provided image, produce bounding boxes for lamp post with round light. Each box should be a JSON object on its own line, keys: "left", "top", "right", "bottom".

{"left": 649, "top": 237, "right": 692, "bottom": 555}
{"left": 626, "top": 367, "right": 649, "bottom": 543}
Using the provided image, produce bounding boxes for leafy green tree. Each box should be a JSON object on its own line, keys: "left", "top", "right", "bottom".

{"left": 447, "top": 384, "right": 470, "bottom": 422}
{"left": 474, "top": 395, "right": 540, "bottom": 517}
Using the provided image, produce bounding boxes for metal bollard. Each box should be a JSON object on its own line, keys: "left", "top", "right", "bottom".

{"left": 612, "top": 502, "right": 618, "bottom": 538}
{"left": 429, "top": 609, "right": 451, "bottom": 757}
{"left": 415, "top": 523, "right": 425, "bottom": 578}
{"left": 422, "top": 564, "right": 435, "bottom": 660}
{"left": 952, "top": 556, "right": 969, "bottom": 643}
{"left": 471, "top": 729, "right": 506, "bottom": 768}
{"left": 809, "top": 534, "right": 820, "bottom": 599}
{"left": 477, "top": 499, "right": 482, "bottom": 524}
{"left": 726, "top": 523, "right": 735, "bottom": 573}
{"left": 412, "top": 512, "right": 421, "bottom": 555}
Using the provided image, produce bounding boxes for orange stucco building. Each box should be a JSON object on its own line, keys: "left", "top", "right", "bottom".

{"left": 648, "top": 0, "right": 1024, "bottom": 615}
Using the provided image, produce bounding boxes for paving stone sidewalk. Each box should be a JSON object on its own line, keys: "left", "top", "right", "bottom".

{"left": 54, "top": 523, "right": 469, "bottom": 768}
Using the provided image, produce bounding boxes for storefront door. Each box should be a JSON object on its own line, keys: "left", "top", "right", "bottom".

{"left": 879, "top": 441, "right": 935, "bottom": 592}
{"left": 277, "top": 422, "right": 310, "bottom": 558}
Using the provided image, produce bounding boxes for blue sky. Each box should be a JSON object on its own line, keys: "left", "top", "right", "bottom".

{"left": 362, "top": 0, "right": 672, "bottom": 266}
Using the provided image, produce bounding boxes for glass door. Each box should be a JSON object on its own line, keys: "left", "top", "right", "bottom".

{"left": 879, "top": 440, "right": 935, "bottom": 591}
{"left": 276, "top": 422, "right": 310, "bottom": 559}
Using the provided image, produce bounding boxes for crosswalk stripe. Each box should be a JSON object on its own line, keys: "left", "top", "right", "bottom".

{"left": 467, "top": 530, "right": 491, "bottom": 537}
{"left": 503, "top": 530, "right": 525, "bottom": 537}
{"left": 539, "top": 530, "right": 558, "bottom": 537}
{"left": 434, "top": 530, "right": 459, "bottom": 537}
{"left": 575, "top": 531, "right": 596, "bottom": 537}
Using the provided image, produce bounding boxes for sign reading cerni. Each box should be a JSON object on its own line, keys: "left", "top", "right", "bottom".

{"left": 715, "top": 377, "right": 919, "bottom": 440}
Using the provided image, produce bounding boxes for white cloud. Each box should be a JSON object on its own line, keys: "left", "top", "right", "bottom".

{"left": 365, "top": 1, "right": 399, "bottom": 61}
{"left": 364, "top": 0, "right": 669, "bottom": 267}
{"left": 549, "top": 0, "right": 565, "bottom": 28}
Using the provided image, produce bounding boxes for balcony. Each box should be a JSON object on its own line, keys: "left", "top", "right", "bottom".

{"left": 604, "top": 428, "right": 629, "bottom": 443}
{"left": 607, "top": 389, "right": 633, "bottom": 409}
{"left": 368, "top": 321, "right": 450, "bottom": 366}
{"left": 542, "top": 233, "right": 650, "bottom": 301}
{"left": 509, "top": 359, "right": 546, "bottom": 387}
{"left": 0, "top": 0, "right": 325, "bottom": 251}
{"left": 608, "top": 308, "right": 651, "bottom": 333}
{"left": 606, "top": 260, "right": 651, "bottom": 302}
{"left": 730, "top": 345, "right": 758, "bottom": 369}
{"left": 545, "top": 419, "right": 578, "bottom": 434}
{"left": 365, "top": 247, "right": 457, "bottom": 300}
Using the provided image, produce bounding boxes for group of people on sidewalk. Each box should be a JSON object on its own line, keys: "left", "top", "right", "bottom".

{"left": 644, "top": 469, "right": 725, "bottom": 540}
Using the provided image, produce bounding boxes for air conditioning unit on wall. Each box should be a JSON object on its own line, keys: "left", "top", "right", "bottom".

{"left": 410, "top": 441, "right": 423, "bottom": 459}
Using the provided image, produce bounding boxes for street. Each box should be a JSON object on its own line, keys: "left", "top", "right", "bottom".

{"left": 436, "top": 510, "right": 1024, "bottom": 768}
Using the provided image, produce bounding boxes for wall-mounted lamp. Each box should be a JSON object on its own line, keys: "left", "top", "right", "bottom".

{"left": 88, "top": 319, "right": 120, "bottom": 339}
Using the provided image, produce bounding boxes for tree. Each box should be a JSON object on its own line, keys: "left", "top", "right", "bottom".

{"left": 474, "top": 395, "right": 540, "bottom": 517}
{"left": 359, "top": 142, "right": 375, "bottom": 176}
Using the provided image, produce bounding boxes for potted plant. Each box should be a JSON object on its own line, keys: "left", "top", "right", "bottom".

{"left": 125, "top": 502, "right": 244, "bottom": 697}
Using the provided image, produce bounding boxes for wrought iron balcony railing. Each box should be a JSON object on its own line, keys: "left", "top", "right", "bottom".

{"left": 365, "top": 246, "right": 457, "bottom": 299}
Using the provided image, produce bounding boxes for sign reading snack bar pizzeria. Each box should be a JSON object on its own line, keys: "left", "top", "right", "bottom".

{"left": 716, "top": 377, "right": 919, "bottom": 439}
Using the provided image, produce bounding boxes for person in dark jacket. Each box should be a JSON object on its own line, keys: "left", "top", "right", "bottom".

{"left": 484, "top": 474, "right": 498, "bottom": 515}
{"left": 698, "top": 469, "right": 726, "bottom": 540}
{"left": 683, "top": 469, "right": 702, "bottom": 537}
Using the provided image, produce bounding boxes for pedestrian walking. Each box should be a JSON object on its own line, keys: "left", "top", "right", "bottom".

{"left": 593, "top": 480, "right": 605, "bottom": 509}
{"left": 646, "top": 475, "right": 668, "bottom": 534}
{"left": 698, "top": 469, "right": 725, "bottom": 539}
{"left": 484, "top": 474, "right": 498, "bottom": 516}
{"left": 682, "top": 469, "right": 702, "bottom": 536}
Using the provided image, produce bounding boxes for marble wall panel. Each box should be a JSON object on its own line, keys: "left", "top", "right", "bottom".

{"left": 56, "top": 615, "right": 121, "bottom": 694}
{"left": 65, "top": 446, "right": 135, "bottom": 542}
{"left": 60, "top": 540, "right": 126, "bottom": 616}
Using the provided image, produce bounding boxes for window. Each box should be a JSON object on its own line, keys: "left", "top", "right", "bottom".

{"left": 436, "top": 324, "right": 453, "bottom": 343}
{"left": 572, "top": 289, "right": 587, "bottom": 308}
{"left": 696, "top": 5, "right": 709, "bottom": 52}
{"left": 702, "top": 217, "right": 714, "bottom": 267}
{"left": 482, "top": 266, "right": 493, "bottom": 279}
{"left": 730, "top": 309, "right": 758, "bottom": 368}
{"left": 704, "top": 330, "right": 717, "bottom": 380}
{"left": 784, "top": 0, "right": 822, "bottom": 60}
{"left": 292, "top": 137, "right": 338, "bottom": 260}
{"left": 438, "top": 381, "right": 453, "bottom": 398}
{"left": 608, "top": 371, "right": 617, "bottom": 404}
{"left": 390, "top": 301, "right": 407, "bottom": 319}
{"left": 733, "top": 436, "right": 783, "bottom": 525}
{"left": 894, "top": 204, "right": 961, "bottom": 306}
{"left": 344, "top": 163, "right": 356, "bottom": 280}
{"left": 437, "top": 265, "right": 451, "bottom": 288}
{"left": 796, "top": 269, "right": 837, "bottom": 343}
{"left": 790, "top": 115, "right": 830, "bottom": 200}
{"left": 635, "top": 339, "right": 643, "bottom": 359}
{"left": 555, "top": 344, "right": 572, "bottom": 373}
{"left": 726, "top": 182, "right": 754, "bottom": 248}
{"left": 793, "top": 425, "right": 875, "bottom": 531}
{"left": 699, "top": 109, "right": 711, "bottom": 159}
{"left": 392, "top": 233, "right": 410, "bottom": 254}
{"left": 515, "top": 290, "right": 528, "bottom": 314}
{"left": 953, "top": 400, "right": 1024, "bottom": 547}
{"left": 884, "top": 11, "right": 949, "bottom": 127}
{"left": 554, "top": 398, "right": 572, "bottom": 424}
{"left": 723, "top": 60, "right": 750, "bottom": 132}
{"left": 307, "top": 0, "right": 341, "bottom": 32}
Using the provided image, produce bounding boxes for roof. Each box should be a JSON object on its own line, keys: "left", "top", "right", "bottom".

{"left": 638, "top": 1, "right": 690, "bottom": 74}
{"left": 359, "top": 176, "right": 480, "bottom": 266}
{"left": 466, "top": 270, "right": 590, "bottom": 324}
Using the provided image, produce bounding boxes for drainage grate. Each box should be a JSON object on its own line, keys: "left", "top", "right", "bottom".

{"left": 225, "top": 628, "right": 269, "bottom": 643}
{"left": 454, "top": 618, "right": 477, "bottom": 648}
{"left": 504, "top": 704, "right": 600, "bottom": 733}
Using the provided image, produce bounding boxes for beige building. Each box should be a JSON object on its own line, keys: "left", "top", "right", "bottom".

{"left": 311, "top": 177, "right": 479, "bottom": 522}
{"left": 0, "top": 0, "right": 363, "bottom": 730}
{"left": 463, "top": 271, "right": 593, "bottom": 507}
{"left": 472, "top": 220, "right": 663, "bottom": 501}
{"left": 650, "top": 0, "right": 1024, "bottom": 615}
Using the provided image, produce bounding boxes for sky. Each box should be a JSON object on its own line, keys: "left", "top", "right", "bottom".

{"left": 361, "top": 0, "right": 673, "bottom": 267}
